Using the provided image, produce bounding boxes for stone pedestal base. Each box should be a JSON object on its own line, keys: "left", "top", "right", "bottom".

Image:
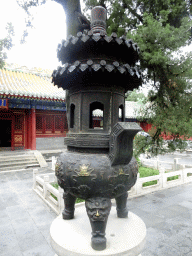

{"left": 50, "top": 206, "right": 146, "bottom": 256}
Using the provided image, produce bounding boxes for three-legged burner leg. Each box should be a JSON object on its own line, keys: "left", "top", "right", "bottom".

{"left": 115, "top": 192, "right": 128, "bottom": 218}
{"left": 85, "top": 197, "right": 111, "bottom": 250}
{"left": 62, "top": 192, "right": 76, "bottom": 220}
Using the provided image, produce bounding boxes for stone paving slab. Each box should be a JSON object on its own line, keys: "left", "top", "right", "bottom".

{"left": 0, "top": 168, "right": 192, "bottom": 256}
{"left": 0, "top": 169, "right": 56, "bottom": 256}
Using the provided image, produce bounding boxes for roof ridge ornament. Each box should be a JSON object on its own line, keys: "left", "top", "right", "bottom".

{"left": 91, "top": 6, "right": 107, "bottom": 35}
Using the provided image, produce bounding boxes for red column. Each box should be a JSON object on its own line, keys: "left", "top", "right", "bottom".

{"left": 25, "top": 111, "right": 29, "bottom": 149}
{"left": 26, "top": 110, "right": 31, "bottom": 149}
{"left": 31, "top": 108, "right": 36, "bottom": 150}
{"left": 11, "top": 115, "right": 15, "bottom": 151}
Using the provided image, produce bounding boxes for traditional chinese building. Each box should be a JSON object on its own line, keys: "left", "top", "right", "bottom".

{"left": 125, "top": 101, "right": 152, "bottom": 132}
{"left": 0, "top": 64, "right": 67, "bottom": 150}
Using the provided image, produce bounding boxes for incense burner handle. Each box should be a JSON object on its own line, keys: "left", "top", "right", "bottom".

{"left": 109, "top": 122, "right": 142, "bottom": 166}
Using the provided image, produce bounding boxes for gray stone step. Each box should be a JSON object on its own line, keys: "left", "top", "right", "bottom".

{"left": 0, "top": 150, "right": 43, "bottom": 171}
{"left": 0, "top": 155, "right": 36, "bottom": 162}
{"left": 0, "top": 151, "right": 36, "bottom": 155}
{"left": 1, "top": 163, "right": 40, "bottom": 171}
{"left": 0, "top": 149, "right": 31, "bottom": 155}
{"left": 0, "top": 159, "right": 38, "bottom": 167}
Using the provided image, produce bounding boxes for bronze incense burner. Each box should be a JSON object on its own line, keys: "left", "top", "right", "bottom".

{"left": 52, "top": 6, "right": 142, "bottom": 251}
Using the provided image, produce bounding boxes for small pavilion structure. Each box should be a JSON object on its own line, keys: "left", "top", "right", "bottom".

{"left": 0, "top": 64, "right": 67, "bottom": 150}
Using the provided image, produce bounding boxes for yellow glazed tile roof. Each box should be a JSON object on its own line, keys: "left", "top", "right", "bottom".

{"left": 0, "top": 69, "right": 66, "bottom": 101}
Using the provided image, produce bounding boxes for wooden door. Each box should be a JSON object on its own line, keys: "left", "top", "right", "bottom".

{"left": 13, "top": 113, "right": 25, "bottom": 149}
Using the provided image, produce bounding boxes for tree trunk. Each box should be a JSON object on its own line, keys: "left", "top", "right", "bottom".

{"left": 54, "top": 0, "right": 82, "bottom": 37}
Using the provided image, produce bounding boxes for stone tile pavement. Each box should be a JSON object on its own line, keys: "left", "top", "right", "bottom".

{"left": 0, "top": 169, "right": 56, "bottom": 256}
{"left": 129, "top": 184, "right": 192, "bottom": 256}
{"left": 0, "top": 168, "right": 192, "bottom": 255}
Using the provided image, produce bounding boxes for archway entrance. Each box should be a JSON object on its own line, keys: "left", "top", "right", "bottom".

{"left": 0, "top": 119, "right": 12, "bottom": 148}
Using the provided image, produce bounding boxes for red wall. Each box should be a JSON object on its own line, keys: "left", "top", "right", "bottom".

{"left": 0, "top": 109, "right": 68, "bottom": 150}
{"left": 140, "top": 122, "right": 152, "bottom": 133}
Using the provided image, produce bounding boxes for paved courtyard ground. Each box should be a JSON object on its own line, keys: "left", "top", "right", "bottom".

{"left": 1, "top": 168, "right": 192, "bottom": 256}
{"left": 0, "top": 169, "right": 56, "bottom": 256}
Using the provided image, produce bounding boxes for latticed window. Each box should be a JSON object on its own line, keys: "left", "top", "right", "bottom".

{"left": 36, "top": 115, "right": 43, "bottom": 130}
{"left": 36, "top": 113, "right": 67, "bottom": 134}
{"left": 46, "top": 116, "right": 53, "bottom": 130}
{"left": 55, "top": 115, "right": 63, "bottom": 130}
{"left": 15, "top": 115, "right": 23, "bottom": 131}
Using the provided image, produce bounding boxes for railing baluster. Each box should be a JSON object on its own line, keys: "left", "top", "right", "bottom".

{"left": 33, "top": 165, "right": 192, "bottom": 215}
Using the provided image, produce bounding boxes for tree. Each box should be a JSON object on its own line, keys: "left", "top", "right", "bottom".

{"left": 84, "top": 0, "right": 192, "bottom": 154}
{"left": 17, "top": 0, "right": 192, "bottom": 153}
{"left": 16, "top": 0, "right": 90, "bottom": 38}
{"left": 126, "top": 89, "right": 147, "bottom": 103}
{"left": 0, "top": 23, "right": 14, "bottom": 69}
{"left": 54, "top": 0, "right": 90, "bottom": 36}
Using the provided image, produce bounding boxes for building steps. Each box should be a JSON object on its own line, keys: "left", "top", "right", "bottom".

{"left": 0, "top": 150, "right": 48, "bottom": 172}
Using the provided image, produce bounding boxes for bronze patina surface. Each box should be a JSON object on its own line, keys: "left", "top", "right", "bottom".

{"left": 52, "top": 6, "right": 142, "bottom": 251}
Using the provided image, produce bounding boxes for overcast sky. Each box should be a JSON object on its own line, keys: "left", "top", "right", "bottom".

{"left": 0, "top": 0, "right": 68, "bottom": 69}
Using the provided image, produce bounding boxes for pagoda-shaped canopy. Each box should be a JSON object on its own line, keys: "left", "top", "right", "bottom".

{"left": 52, "top": 6, "right": 142, "bottom": 151}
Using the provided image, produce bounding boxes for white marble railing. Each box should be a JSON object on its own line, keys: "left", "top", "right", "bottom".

{"left": 33, "top": 167, "right": 192, "bottom": 215}
{"left": 128, "top": 168, "right": 192, "bottom": 198}
{"left": 33, "top": 169, "right": 64, "bottom": 215}
{"left": 140, "top": 156, "right": 192, "bottom": 172}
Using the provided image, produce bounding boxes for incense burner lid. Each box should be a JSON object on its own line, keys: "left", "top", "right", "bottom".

{"left": 57, "top": 32, "right": 140, "bottom": 66}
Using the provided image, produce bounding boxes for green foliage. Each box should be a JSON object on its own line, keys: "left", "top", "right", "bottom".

{"left": 17, "top": 0, "right": 192, "bottom": 154}
{"left": 0, "top": 23, "right": 14, "bottom": 69}
{"left": 83, "top": 0, "right": 192, "bottom": 154}
{"left": 133, "top": 133, "right": 163, "bottom": 158}
{"left": 167, "top": 175, "right": 179, "bottom": 181}
{"left": 50, "top": 182, "right": 59, "bottom": 200}
{"left": 142, "top": 180, "right": 158, "bottom": 187}
{"left": 16, "top": 0, "right": 45, "bottom": 43}
{"left": 51, "top": 182, "right": 59, "bottom": 189}
{"left": 135, "top": 156, "right": 141, "bottom": 168}
{"left": 138, "top": 165, "right": 159, "bottom": 187}
{"left": 126, "top": 89, "right": 147, "bottom": 103}
{"left": 164, "top": 170, "right": 180, "bottom": 180}
{"left": 139, "top": 166, "right": 159, "bottom": 177}
{"left": 133, "top": 134, "right": 147, "bottom": 158}
{"left": 75, "top": 198, "right": 85, "bottom": 203}
{"left": 137, "top": 161, "right": 179, "bottom": 186}
{"left": 133, "top": 132, "right": 189, "bottom": 158}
